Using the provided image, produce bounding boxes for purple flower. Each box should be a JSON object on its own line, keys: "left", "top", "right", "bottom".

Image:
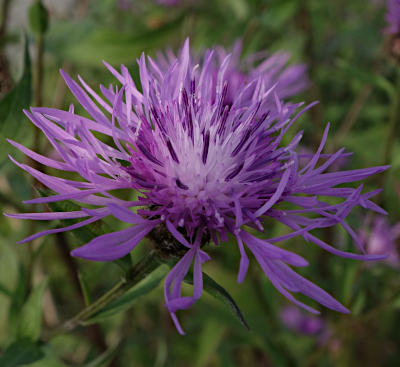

{"left": 157, "top": 40, "right": 309, "bottom": 107}
{"left": 360, "top": 215, "right": 400, "bottom": 266}
{"left": 6, "top": 39, "right": 388, "bottom": 334}
{"left": 280, "top": 306, "right": 325, "bottom": 335}
{"left": 385, "top": 0, "right": 400, "bottom": 34}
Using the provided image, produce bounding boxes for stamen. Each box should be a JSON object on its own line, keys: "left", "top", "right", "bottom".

{"left": 176, "top": 179, "right": 189, "bottom": 190}
{"left": 137, "top": 142, "right": 163, "bottom": 166}
{"left": 225, "top": 163, "right": 244, "bottom": 181}
{"left": 202, "top": 131, "right": 210, "bottom": 164}
{"left": 166, "top": 139, "right": 180, "bottom": 163}
{"left": 232, "top": 128, "right": 252, "bottom": 157}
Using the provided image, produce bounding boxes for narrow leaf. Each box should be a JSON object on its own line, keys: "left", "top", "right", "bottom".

{"left": 17, "top": 279, "right": 47, "bottom": 341}
{"left": 8, "top": 265, "right": 28, "bottom": 337}
{"left": 185, "top": 272, "right": 249, "bottom": 330}
{"left": 0, "top": 282, "right": 12, "bottom": 297}
{"left": 78, "top": 272, "right": 92, "bottom": 307}
{"left": 0, "top": 339, "right": 44, "bottom": 367}
{"left": 84, "top": 263, "right": 168, "bottom": 324}
{"left": 0, "top": 34, "right": 32, "bottom": 161}
{"left": 81, "top": 345, "right": 119, "bottom": 367}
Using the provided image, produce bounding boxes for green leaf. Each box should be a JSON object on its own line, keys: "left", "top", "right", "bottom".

{"left": 0, "top": 282, "right": 12, "bottom": 297}
{"left": 85, "top": 263, "right": 168, "bottom": 324}
{"left": 8, "top": 265, "right": 28, "bottom": 337}
{"left": 112, "top": 253, "right": 133, "bottom": 273}
{"left": 17, "top": 279, "right": 47, "bottom": 341}
{"left": 29, "top": 1, "right": 49, "bottom": 36}
{"left": 0, "top": 35, "right": 32, "bottom": 161}
{"left": 352, "top": 291, "right": 366, "bottom": 316}
{"left": 78, "top": 272, "right": 92, "bottom": 307}
{"left": 0, "top": 339, "right": 44, "bottom": 367}
{"left": 195, "top": 320, "right": 225, "bottom": 367}
{"left": 185, "top": 272, "right": 249, "bottom": 330}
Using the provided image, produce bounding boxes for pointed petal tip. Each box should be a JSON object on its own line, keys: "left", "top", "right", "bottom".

{"left": 59, "top": 68, "right": 70, "bottom": 77}
{"left": 341, "top": 306, "right": 351, "bottom": 314}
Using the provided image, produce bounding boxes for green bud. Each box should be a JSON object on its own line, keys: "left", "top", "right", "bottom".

{"left": 29, "top": 1, "right": 49, "bottom": 36}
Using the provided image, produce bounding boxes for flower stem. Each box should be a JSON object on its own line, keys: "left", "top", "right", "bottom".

{"left": 47, "top": 250, "right": 161, "bottom": 339}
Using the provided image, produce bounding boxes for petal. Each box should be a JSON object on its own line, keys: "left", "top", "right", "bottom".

{"left": 5, "top": 211, "right": 88, "bottom": 220}
{"left": 106, "top": 203, "right": 146, "bottom": 224}
{"left": 71, "top": 221, "right": 158, "bottom": 261}
{"left": 241, "top": 230, "right": 308, "bottom": 267}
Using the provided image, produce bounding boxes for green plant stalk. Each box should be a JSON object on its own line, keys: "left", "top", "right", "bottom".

{"left": 47, "top": 250, "right": 161, "bottom": 338}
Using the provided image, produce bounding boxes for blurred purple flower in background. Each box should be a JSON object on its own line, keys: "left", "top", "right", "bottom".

{"left": 6, "top": 39, "right": 389, "bottom": 334}
{"left": 385, "top": 0, "right": 400, "bottom": 34}
{"left": 360, "top": 215, "right": 400, "bottom": 266}
{"left": 280, "top": 305, "right": 325, "bottom": 335}
{"left": 157, "top": 40, "right": 309, "bottom": 106}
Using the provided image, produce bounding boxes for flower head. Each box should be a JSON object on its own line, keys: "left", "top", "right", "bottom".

{"left": 7, "top": 39, "right": 388, "bottom": 334}
{"left": 385, "top": 0, "right": 400, "bottom": 34}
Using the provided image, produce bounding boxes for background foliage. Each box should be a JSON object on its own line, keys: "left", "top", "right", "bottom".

{"left": 0, "top": 0, "right": 399, "bottom": 366}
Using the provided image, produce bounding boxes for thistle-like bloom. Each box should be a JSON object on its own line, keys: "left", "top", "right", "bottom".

{"left": 385, "top": 0, "right": 400, "bottom": 34}
{"left": 7, "top": 39, "right": 388, "bottom": 334}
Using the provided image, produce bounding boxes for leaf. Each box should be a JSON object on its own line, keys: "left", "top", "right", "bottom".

{"left": 78, "top": 273, "right": 92, "bottom": 307}
{"left": 195, "top": 320, "right": 225, "bottom": 367}
{"left": 81, "top": 345, "right": 119, "bottom": 367}
{"left": 8, "top": 265, "right": 28, "bottom": 337}
{"left": 0, "top": 282, "right": 12, "bottom": 297}
{"left": 84, "top": 263, "right": 169, "bottom": 324}
{"left": 185, "top": 272, "right": 249, "bottom": 330}
{"left": 112, "top": 253, "right": 133, "bottom": 273}
{"left": 0, "top": 339, "right": 44, "bottom": 367}
{"left": 16, "top": 279, "right": 47, "bottom": 341}
{"left": 0, "top": 34, "right": 32, "bottom": 161}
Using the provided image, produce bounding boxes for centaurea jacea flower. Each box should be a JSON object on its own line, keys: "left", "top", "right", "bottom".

{"left": 6, "top": 39, "right": 388, "bottom": 334}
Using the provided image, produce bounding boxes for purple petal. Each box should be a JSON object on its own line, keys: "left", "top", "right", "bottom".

{"left": 71, "top": 220, "right": 158, "bottom": 261}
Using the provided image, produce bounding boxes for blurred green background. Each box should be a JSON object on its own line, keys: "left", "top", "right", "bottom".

{"left": 1, "top": 0, "right": 400, "bottom": 366}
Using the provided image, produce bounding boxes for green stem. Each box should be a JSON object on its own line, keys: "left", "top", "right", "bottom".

{"left": 47, "top": 251, "right": 161, "bottom": 339}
